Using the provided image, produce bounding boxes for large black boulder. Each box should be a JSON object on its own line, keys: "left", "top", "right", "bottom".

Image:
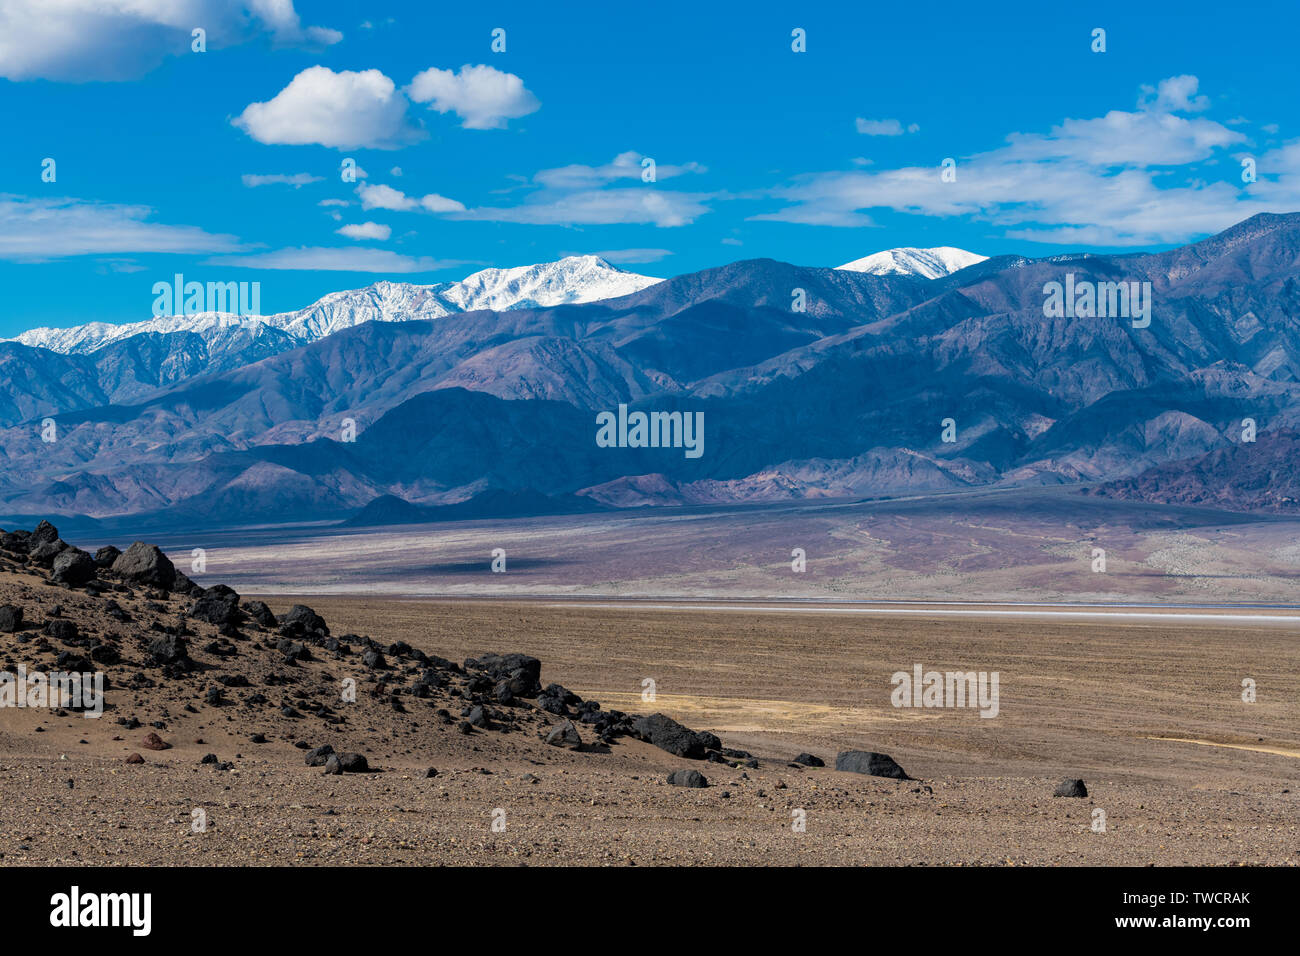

{"left": 30, "top": 520, "right": 60, "bottom": 546}
{"left": 241, "top": 600, "right": 277, "bottom": 627}
{"left": 0, "top": 604, "right": 23, "bottom": 632}
{"left": 188, "top": 586, "right": 242, "bottom": 626}
{"left": 667, "top": 769, "right": 708, "bottom": 788}
{"left": 834, "top": 750, "right": 910, "bottom": 780}
{"left": 1053, "top": 778, "right": 1088, "bottom": 798}
{"left": 51, "top": 547, "right": 96, "bottom": 586}
{"left": 112, "top": 542, "right": 177, "bottom": 589}
{"left": 278, "top": 604, "right": 329, "bottom": 635}
{"left": 92, "top": 545, "right": 122, "bottom": 568}
{"left": 545, "top": 720, "right": 583, "bottom": 749}
{"left": 28, "top": 538, "right": 68, "bottom": 566}
{"left": 147, "top": 635, "right": 190, "bottom": 667}
{"left": 632, "top": 713, "right": 717, "bottom": 759}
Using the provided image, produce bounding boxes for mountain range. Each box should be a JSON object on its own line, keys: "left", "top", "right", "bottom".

{"left": 1, "top": 219, "right": 1296, "bottom": 529}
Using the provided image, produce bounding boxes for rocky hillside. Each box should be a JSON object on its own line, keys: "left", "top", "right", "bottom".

{"left": 0, "top": 519, "right": 854, "bottom": 782}
{"left": 1085, "top": 429, "right": 1300, "bottom": 513}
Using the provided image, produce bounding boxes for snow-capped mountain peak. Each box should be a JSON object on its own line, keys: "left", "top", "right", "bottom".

{"left": 5, "top": 256, "right": 661, "bottom": 356}
{"left": 836, "top": 246, "right": 987, "bottom": 279}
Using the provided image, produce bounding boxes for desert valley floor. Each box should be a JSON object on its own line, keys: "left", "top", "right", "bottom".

{"left": 2, "top": 583, "right": 1296, "bottom": 866}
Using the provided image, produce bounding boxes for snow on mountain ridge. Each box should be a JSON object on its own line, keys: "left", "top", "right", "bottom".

{"left": 7, "top": 255, "right": 660, "bottom": 355}
{"left": 836, "top": 246, "right": 988, "bottom": 279}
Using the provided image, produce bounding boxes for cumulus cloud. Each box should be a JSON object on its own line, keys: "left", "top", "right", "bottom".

{"left": 205, "top": 246, "right": 461, "bottom": 272}
{"left": 754, "top": 76, "right": 1278, "bottom": 245}
{"left": 241, "top": 172, "right": 324, "bottom": 188}
{"left": 1139, "top": 74, "right": 1211, "bottom": 114}
{"left": 355, "top": 183, "right": 466, "bottom": 214}
{"left": 855, "top": 118, "right": 918, "bottom": 136}
{"left": 0, "top": 193, "right": 242, "bottom": 261}
{"left": 407, "top": 63, "right": 539, "bottom": 129}
{"left": 0, "top": 0, "right": 341, "bottom": 81}
{"left": 233, "top": 66, "right": 423, "bottom": 149}
{"left": 336, "top": 222, "right": 391, "bottom": 241}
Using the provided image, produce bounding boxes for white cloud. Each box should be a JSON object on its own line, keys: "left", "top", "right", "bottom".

{"left": 420, "top": 193, "right": 466, "bottom": 213}
{"left": 205, "top": 246, "right": 460, "bottom": 272}
{"left": 407, "top": 63, "right": 539, "bottom": 129}
{"left": 455, "top": 188, "right": 709, "bottom": 227}
{"left": 0, "top": 0, "right": 341, "bottom": 81}
{"left": 355, "top": 183, "right": 466, "bottom": 214}
{"left": 534, "top": 151, "right": 705, "bottom": 189}
{"left": 855, "top": 118, "right": 918, "bottom": 136}
{"left": 1139, "top": 74, "right": 1210, "bottom": 114}
{"left": 233, "top": 66, "right": 422, "bottom": 149}
{"left": 449, "top": 151, "right": 710, "bottom": 227}
{"left": 241, "top": 172, "right": 324, "bottom": 188}
{"left": 336, "top": 222, "right": 391, "bottom": 241}
{"left": 318, "top": 198, "right": 349, "bottom": 207}
{"left": 0, "top": 193, "right": 242, "bottom": 261}
{"left": 356, "top": 183, "right": 417, "bottom": 210}
{"left": 589, "top": 248, "right": 674, "bottom": 264}
{"left": 754, "top": 76, "right": 1280, "bottom": 246}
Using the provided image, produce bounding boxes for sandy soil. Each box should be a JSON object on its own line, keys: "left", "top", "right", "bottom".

{"left": 2, "top": 565, "right": 1296, "bottom": 866}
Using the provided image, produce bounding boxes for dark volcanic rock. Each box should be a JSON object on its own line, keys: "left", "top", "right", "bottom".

{"left": 792, "top": 753, "right": 825, "bottom": 767}
{"left": 28, "top": 537, "right": 68, "bottom": 565}
{"left": 30, "top": 520, "right": 59, "bottom": 545}
{"left": 304, "top": 745, "right": 335, "bottom": 767}
{"left": 141, "top": 732, "right": 171, "bottom": 751}
{"left": 545, "top": 720, "right": 583, "bottom": 749}
{"left": 667, "top": 769, "right": 708, "bottom": 788}
{"left": 1053, "top": 778, "right": 1088, "bottom": 798}
{"left": 43, "top": 619, "right": 80, "bottom": 643}
{"left": 147, "top": 635, "right": 190, "bottom": 668}
{"left": 50, "top": 547, "right": 96, "bottom": 585}
{"left": 188, "top": 588, "right": 242, "bottom": 626}
{"left": 464, "top": 653, "right": 542, "bottom": 697}
{"left": 0, "top": 604, "right": 22, "bottom": 632}
{"left": 278, "top": 604, "right": 328, "bottom": 634}
{"left": 241, "top": 600, "right": 277, "bottom": 627}
{"left": 111, "top": 542, "right": 177, "bottom": 589}
{"left": 93, "top": 545, "right": 122, "bottom": 568}
{"left": 835, "top": 750, "right": 910, "bottom": 780}
{"left": 323, "top": 752, "right": 368, "bottom": 774}
{"left": 632, "top": 712, "right": 716, "bottom": 759}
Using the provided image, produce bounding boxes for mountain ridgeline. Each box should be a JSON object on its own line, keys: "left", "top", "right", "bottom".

{"left": 3, "top": 216, "right": 1300, "bottom": 528}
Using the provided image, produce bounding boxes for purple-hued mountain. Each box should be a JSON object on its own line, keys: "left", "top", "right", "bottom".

{"left": 1086, "top": 429, "right": 1300, "bottom": 513}
{"left": 3, "top": 213, "right": 1300, "bottom": 529}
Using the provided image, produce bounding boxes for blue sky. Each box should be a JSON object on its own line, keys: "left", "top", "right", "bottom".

{"left": 2, "top": 0, "right": 1299, "bottom": 336}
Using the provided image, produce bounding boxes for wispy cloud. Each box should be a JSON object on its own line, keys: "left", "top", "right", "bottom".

{"left": 335, "top": 222, "right": 392, "bottom": 241}
{"left": 588, "top": 248, "right": 674, "bottom": 264}
{"left": 855, "top": 118, "right": 918, "bottom": 136}
{"left": 754, "top": 76, "right": 1292, "bottom": 245}
{"left": 453, "top": 152, "right": 711, "bottom": 227}
{"left": 241, "top": 173, "right": 325, "bottom": 188}
{"left": 205, "top": 246, "right": 461, "bottom": 273}
{"left": 0, "top": 194, "right": 242, "bottom": 261}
